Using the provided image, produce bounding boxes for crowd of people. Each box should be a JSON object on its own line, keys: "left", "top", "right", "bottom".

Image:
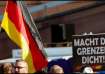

{"left": 0, "top": 58, "right": 101, "bottom": 74}
{"left": 0, "top": 58, "right": 73, "bottom": 74}
{"left": 0, "top": 59, "right": 28, "bottom": 74}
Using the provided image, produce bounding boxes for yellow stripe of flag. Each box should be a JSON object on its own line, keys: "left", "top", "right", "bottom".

{"left": 1, "top": 11, "right": 35, "bottom": 73}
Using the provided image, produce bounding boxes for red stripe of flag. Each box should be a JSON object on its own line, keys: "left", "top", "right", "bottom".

{"left": 5, "top": 1, "right": 48, "bottom": 71}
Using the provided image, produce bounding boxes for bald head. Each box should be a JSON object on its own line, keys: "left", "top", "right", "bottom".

{"left": 50, "top": 65, "right": 64, "bottom": 74}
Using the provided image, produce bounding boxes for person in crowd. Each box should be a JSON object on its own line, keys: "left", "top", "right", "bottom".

{"left": 15, "top": 59, "right": 28, "bottom": 73}
{"left": 47, "top": 58, "right": 71, "bottom": 74}
{"left": 49, "top": 64, "right": 64, "bottom": 74}
{"left": 80, "top": 65, "right": 94, "bottom": 74}
{"left": 0, "top": 62, "right": 14, "bottom": 73}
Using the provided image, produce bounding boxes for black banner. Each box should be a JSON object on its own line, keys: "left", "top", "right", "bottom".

{"left": 72, "top": 34, "right": 105, "bottom": 72}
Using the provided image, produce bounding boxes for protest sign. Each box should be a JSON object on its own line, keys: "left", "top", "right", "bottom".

{"left": 72, "top": 33, "right": 105, "bottom": 72}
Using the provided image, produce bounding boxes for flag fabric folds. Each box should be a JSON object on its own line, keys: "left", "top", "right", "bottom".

{"left": 1, "top": 1, "right": 48, "bottom": 73}
{"left": 19, "top": 1, "right": 47, "bottom": 56}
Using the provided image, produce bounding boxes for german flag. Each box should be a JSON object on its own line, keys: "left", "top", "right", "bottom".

{"left": 1, "top": 1, "right": 48, "bottom": 73}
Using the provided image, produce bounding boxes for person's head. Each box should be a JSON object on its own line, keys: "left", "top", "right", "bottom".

{"left": 48, "top": 59, "right": 71, "bottom": 74}
{"left": 49, "top": 65, "right": 64, "bottom": 74}
{"left": 2, "top": 63, "right": 14, "bottom": 73}
{"left": 15, "top": 60, "right": 28, "bottom": 73}
{"left": 81, "top": 65, "right": 93, "bottom": 73}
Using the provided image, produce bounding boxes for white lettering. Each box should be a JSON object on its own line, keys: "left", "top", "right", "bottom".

{"left": 74, "top": 39, "right": 80, "bottom": 46}
{"left": 82, "top": 56, "right": 105, "bottom": 64}
{"left": 74, "top": 38, "right": 99, "bottom": 46}
{"left": 100, "top": 37, "right": 105, "bottom": 45}
{"left": 77, "top": 47, "right": 105, "bottom": 55}
{"left": 77, "top": 48, "right": 82, "bottom": 55}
